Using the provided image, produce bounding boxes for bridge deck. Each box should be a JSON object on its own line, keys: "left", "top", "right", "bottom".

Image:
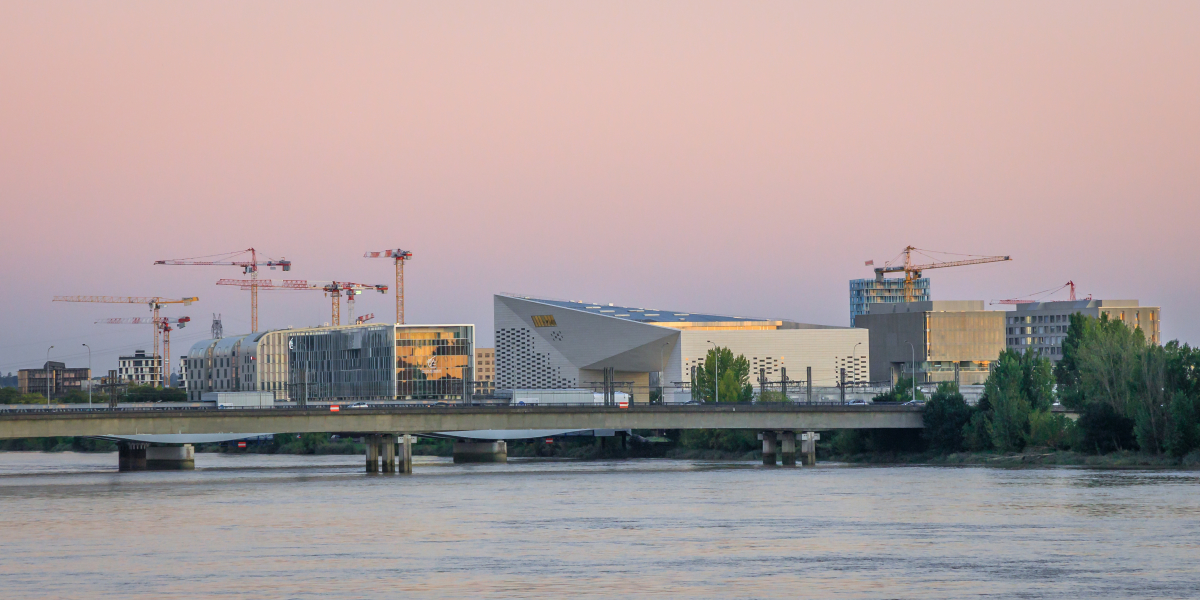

{"left": 0, "top": 405, "right": 923, "bottom": 439}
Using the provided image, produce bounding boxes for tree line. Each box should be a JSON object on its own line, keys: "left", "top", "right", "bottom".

{"left": 924, "top": 313, "right": 1200, "bottom": 457}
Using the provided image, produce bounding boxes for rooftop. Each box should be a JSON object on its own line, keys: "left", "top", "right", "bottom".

{"left": 500, "top": 294, "right": 846, "bottom": 330}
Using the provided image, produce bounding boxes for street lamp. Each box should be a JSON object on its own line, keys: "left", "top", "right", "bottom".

{"left": 707, "top": 340, "right": 720, "bottom": 404}
{"left": 851, "top": 342, "right": 863, "bottom": 386}
{"left": 82, "top": 344, "right": 92, "bottom": 408}
{"left": 45, "top": 346, "right": 54, "bottom": 405}
{"left": 659, "top": 342, "right": 670, "bottom": 405}
{"left": 904, "top": 340, "right": 916, "bottom": 404}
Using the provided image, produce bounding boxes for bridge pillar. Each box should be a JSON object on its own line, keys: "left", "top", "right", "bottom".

{"left": 453, "top": 440, "right": 508, "bottom": 463}
{"left": 365, "top": 435, "right": 380, "bottom": 473}
{"left": 761, "top": 432, "right": 777, "bottom": 466}
{"left": 381, "top": 435, "right": 396, "bottom": 473}
{"left": 146, "top": 444, "right": 195, "bottom": 470}
{"left": 780, "top": 431, "right": 796, "bottom": 466}
{"left": 802, "top": 431, "right": 820, "bottom": 466}
{"left": 118, "top": 442, "right": 148, "bottom": 471}
{"left": 398, "top": 434, "right": 413, "bottom": 474}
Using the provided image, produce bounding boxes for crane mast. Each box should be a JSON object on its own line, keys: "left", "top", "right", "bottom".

{"left": 364, "top": 249, "right": 412, "bottom": 324}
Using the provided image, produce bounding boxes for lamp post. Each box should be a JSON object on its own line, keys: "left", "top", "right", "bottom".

{"left": 659, "top": 342, "right": 670, "bottom": 405}
{"left": 905, "top": 340, "right": 916, "bottom": 404}
{"left": 707, "top": 340, "right": 720, "bottom": 404}
{"left": 45, "top": 346, "right": 54, "bottom": 405}
{"left": 82, "top": 344, "right": 92, "bottom": 407}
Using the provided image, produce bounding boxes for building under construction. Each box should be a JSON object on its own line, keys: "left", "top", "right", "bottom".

{"left": 849, "top": 277, "right": 930, "bottom": 326}
{"left": 851, "top": 246, "right": 1010, "bottom": 327}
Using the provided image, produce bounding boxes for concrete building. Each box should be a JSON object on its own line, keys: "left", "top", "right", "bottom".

{"left": 185, "top": 323, "right": 474, "bottom": 403}
{"left": 18, "top": 361, "right": 90, "bottom": 400}
{"left": 118, "top": 350, "right": 162, "bottom": 387}
{"left": 475, "top": 348, "right": 496, "bottom": 395}
{"left": 1005, "top": 300, "right": 1160, "bottom": 360}
{"left": 495, "top": 294, "right": 868, "bottom": 404}
{"left": 849, "top": 276, "right": 930, "bottom": 326}
{"left": 856, "top": 301, "right": 1004, "bottom": 386}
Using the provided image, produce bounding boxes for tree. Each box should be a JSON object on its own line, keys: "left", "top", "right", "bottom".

{"left": 872, "top": 377, "right": 925, "bottom": 403}
{"left": 692, "top": 346, "right": 752, "bottom": 403}
{"left": 982, "top": 349, "right": 1055, "bottom": 452}
{"left": 922, "top": 382, "right": 972, "bottom": 452}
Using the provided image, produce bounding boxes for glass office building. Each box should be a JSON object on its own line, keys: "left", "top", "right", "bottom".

{"left": 849, "top": 277, "right": 930, "bottom": 326}
{"left": 396, "top": 325, "right": 472, "bottom": 399}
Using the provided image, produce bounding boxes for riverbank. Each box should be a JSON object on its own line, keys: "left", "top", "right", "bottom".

{"left": 832, "top": 448, "right": 1200, "bottom": 468}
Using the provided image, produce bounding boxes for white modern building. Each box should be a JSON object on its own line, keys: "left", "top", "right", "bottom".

{"left": 118, "top": 350, "right": 163, "bottom": 387}
{"left": 495, "top": 294, "right": 868, "bottom": 404}
{"left": 184, "top": 323, "right": 474, "bottom": 403}
{"left": 1005, "top": 299, "right": 1160, "bottom": 360}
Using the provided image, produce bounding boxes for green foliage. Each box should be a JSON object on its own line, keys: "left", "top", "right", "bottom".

{"left": 1166, "top": 392, "right": 1200, "bottom": 458}
{"left": 692, "top": 346, "right": 753, "bottom": 403}
{"left": 1028, "top": 409, "right": 1073, "bottom": 450}
{"left": 757, "top": 390, "right": 790, "bottom": 403}
{"left": 872, "top": 377, "right": 925, "bottom": 403}
{"left": 1077, "top": 402, "right": 1137, "bottom": 454}
{"left": 828, "top": 429, "right": 925, "bottom": 455}
{"left": 983, "top": 349, "right": 1054, "bottom": 452}
{"left": 0, "top": 388, "right": 48, "bottom": 404}
{"left": 678, "top": 429, "right": 760, "bottom": 452}
{"left": 0, "top": 437, "right": 117, "bottom": 452}
{"left": 1055, "top": 313, "right": 1200, "bottom": 455}
{"left": 125, "top": 385, "right": 187, "bottom": 403}
{"left": 922, "top": 382, "right": 973, "bottom": 452}
{"left": 962, "top": 411, "right": 993, "bottom": 451}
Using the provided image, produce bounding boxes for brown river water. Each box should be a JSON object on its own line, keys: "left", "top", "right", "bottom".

{"left": 1, "top": 452, "right": 1198, "bottom": 599}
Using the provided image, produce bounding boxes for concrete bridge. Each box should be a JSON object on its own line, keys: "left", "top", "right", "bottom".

{"left": 0, "top": 404, "right": 923, "bottom": 471}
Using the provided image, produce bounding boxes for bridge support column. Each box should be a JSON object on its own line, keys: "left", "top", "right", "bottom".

{"left": 780, "top": 431, "right": 796, "bottom": 466}
{"left": 398, "top": 435, "right": 413, "bottom": 474}
{"left": 761, "top": 432, "right": 777, "bottom": 466}
{"left": 453, "top": 440, "right": 508, "bottom": 463}
{"left": 118, "top": 442, "right": 148, "bottom": 471}
{"left": 802, "top": 431, "right": 820, "bottom": 466}
{"left": 381, "top": 435, "right": 396, "bottom": 473}
{"left": 146, "top": 444, "right": 195, "bottom": 470}
{"left": 365, "top": 435, "right": 380, "bottom": 473}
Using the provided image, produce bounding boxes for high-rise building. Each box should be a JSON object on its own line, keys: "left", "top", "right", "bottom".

{"left": 849, "top": 277, "right": 930, "bottom": 326}
{"left": 1005, "top": 300, "right": 1160, "bottom": 361}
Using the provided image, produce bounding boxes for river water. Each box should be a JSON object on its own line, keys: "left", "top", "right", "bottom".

{"left": 0, "top": 452, "right": 1197, "bottom": 599}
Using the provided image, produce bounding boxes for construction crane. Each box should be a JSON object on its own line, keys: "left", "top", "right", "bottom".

{"left": 215, "top": 279, "right": 388, "bottom": 326}
{"left": 54, "top": 296, "right": 198, "bottom": 386}
{"left": 355, "top": 313, "right": 375, "bottom": 325}
{"left": 96, "top": 317, "right": 191, "bottom": 387}
{"left": 155, "top": 248, "right": 291, "bottom": 332}
{"left": 871, "top": 246, "right": 1011, "bottom": 302}
{"left": 364, "top": 249, "right": 412, "bottom": 324}
{"left": 992, "top": 281, "right": 1090, "bottom": 305}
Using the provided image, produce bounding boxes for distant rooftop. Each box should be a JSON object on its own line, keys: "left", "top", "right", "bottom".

{"left": 499, "top": 294, "right": 847, "bottom": 329}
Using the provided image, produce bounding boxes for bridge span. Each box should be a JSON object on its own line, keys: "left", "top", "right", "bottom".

{"left": 0, "top": 404, "right": 923, "bottom": 440}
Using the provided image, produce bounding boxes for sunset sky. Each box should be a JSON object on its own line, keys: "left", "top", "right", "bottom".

{"left": 2, "top": 1, "right": 1198, "bottom": 373}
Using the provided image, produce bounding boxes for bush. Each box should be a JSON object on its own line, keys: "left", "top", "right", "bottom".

{"left": 1077, "top": 402, "right": 1137, "bottom": 454}
{"left": 1166, "top": 392, "right": 1200, "bottom": 458}
{"left": 962, "top": 412, "right": 993, "bottom": 451}
{"left": 923, "top": 383, "right": 973, "bottom": 452}
{"left": 1028, "top": 409, "right": 1073, "bottom": 450}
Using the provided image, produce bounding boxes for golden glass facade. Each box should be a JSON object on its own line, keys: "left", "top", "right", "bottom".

{"left": 396, "top": 326, "right": 473, "bottom": 400}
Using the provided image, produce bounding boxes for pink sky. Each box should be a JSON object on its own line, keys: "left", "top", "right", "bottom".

{"left": 2, "top": 1, "right": 1198, "bottom": 373}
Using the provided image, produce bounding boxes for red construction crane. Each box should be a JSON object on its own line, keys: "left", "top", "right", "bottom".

{"left": 215, "top": 279, "right": 388, "bottom": 326}
{"left": 355, "top": 313, "right": 375, "bottom": 325}
{"left": 54, "top": 295, "right": 198, "bottom": 386}
{"left": 870, "top": 246, "right": 1011, "bottom": 302}
{"left": 992, "top": 281, "right": 1090, "bottom": 305}
{"left": 155, "top": 248, "right": 291, "bottom": 332}
{"left": 96, "top": 317, "right": 191, "bottom": 387}
{"left": 364, "top": 249, "right": 412, "bottom": 324}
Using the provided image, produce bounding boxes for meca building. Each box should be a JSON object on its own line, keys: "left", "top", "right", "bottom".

{"left": 495, "top": 294, "right": 868, "bottom": 404}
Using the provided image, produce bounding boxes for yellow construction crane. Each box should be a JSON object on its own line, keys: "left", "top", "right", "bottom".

{"left": 872, "top": 246, "right": 1011, "bottom": 302}
{"left": 364, "top": 249, "right": 412, "bottom": 324}
{"left": 53, "top": 296, "right": 198, "bottom": 386}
